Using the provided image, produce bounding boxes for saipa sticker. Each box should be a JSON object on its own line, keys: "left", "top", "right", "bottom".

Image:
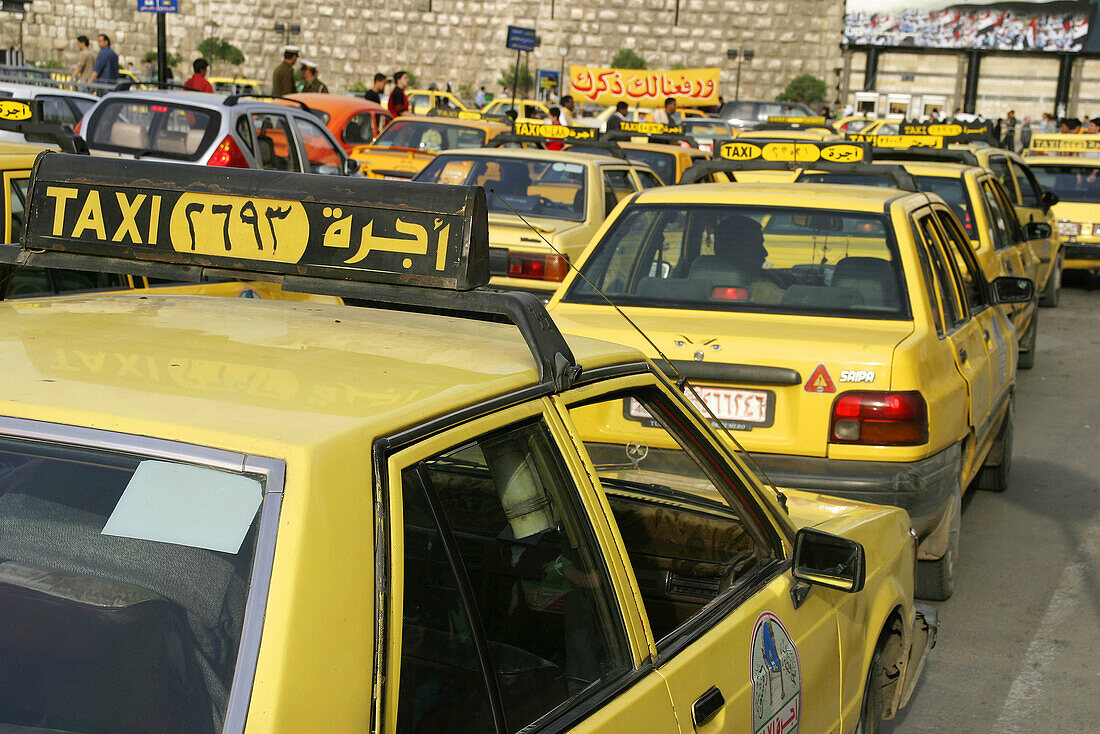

{"left": 751, "top": 612, "right": 801, "bottom": 734}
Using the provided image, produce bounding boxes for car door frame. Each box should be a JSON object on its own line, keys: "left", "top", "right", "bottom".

{"left": 287, "top": 109, "right": 352, "bottom": 174}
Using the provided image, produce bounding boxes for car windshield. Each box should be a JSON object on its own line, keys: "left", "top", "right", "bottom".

{"left": 0, "top": 435, "right": 266, "bottom": 732}
{"left": 622, "top": 149, "right": 676, "bottom": 185}
{"left": 371, "top": 120, "right": 486, "bottom": 152}
{"left": 563, "top": 203, "right": 909, "bottom": 319}
{"left": 416, "top": 154, "right": 587, "bottom": 221}
{"left": 683, "top": 121, "right": 731, "bottom": 139}
{"left": 85, "top": 99, "right": 219, "bottom": 161}
{"left": 1028, "top": 164, "right": 1100, "bottom": 203}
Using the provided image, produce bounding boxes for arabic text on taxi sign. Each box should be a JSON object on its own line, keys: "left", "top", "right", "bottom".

{"left": 23, "top": 152, "right": 490, "bottom": 290}
{"left": 0, "top": 100, "right": 32, "bottom": 121}
{"left": 899, "top": 123, "right": 992, "bottom": 142}
{"left": 846, "top": 133, "right": 944, "bottom": 149}
{"left": 765, "top": 116, "right": 827, "bottom": 126}
{"left": 512, "top": 122, "right": 597, "bottom": 140}
{"left": 1028, "top": 134, "right": 1100, "bottom": 152}
{"left": 719, "top": 139, "right": 868, "bottom": 163}
{"left": 617, "top": 121, "right": 684, "bottom": 136}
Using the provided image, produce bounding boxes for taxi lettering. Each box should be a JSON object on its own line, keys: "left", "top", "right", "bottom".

{"left": 46, "top": 186, "right": 163, "bottom": 245}
{"left": 839, "top": 370, "right": 876, "bottom": 383}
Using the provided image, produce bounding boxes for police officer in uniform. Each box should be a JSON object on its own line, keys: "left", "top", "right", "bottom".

{"left": 300, "top": 60, "right": 328, "bottom": 93}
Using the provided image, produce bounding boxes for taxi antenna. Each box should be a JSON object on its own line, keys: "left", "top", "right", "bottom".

{"left": 485, "top": 187, "right": 788, "bottom": 510}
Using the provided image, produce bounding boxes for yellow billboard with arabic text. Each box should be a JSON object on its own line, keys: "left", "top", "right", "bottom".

{"left": 569, "top": 66, "right": 719, "bottom": 108}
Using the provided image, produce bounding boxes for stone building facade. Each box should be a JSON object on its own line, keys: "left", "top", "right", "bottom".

{"left": 3, "top": 0, "right": 846, "bottom": 103}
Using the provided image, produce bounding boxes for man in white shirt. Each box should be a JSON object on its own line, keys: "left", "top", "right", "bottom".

{"left": 559, "top": 95, "right": 575, "bottom": 125}
{"left": 652, "top": 97, "right": 679, "bottom": 125}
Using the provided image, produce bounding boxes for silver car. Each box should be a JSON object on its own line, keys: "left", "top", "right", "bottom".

{"left": 79, "top": 90, "right": 360, "bottom": 175}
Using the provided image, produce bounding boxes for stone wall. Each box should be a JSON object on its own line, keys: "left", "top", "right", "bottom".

{"left": 2, "top": 0, "right": 846, "bottom": 103}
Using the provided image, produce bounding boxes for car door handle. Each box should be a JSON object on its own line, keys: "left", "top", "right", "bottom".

{"left": 692, "top": 686, "right": 725, "bottom": 727}
{"left": 959, "top": 348, "right": 968, "bottom": 362}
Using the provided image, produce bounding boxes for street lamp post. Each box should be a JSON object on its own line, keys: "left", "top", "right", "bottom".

{"left": 559, "top": 46, "right": 568, "bottom": 100}
{"left": 727, "top": 48, "right": 754, "bottom": 101}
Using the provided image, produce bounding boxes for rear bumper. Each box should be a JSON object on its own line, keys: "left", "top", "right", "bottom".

{"left": 751, "top": 444, "right": 960, "bottom": 539}
{"left": 1065, "top": 242, "right": 1100, "bottom": 269}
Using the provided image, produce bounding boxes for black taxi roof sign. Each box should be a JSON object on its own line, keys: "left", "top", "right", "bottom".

{"left": 846, "top": 132, "right": 944, "bottom": 149}
{"left": 23, "top": 152, "right": 490, "bottom": 290}
{"left": 719, "top": 139, "right": 870, "bottom": 164}
{"left": 512, "top": 121, "right": 598, "bottom": 140}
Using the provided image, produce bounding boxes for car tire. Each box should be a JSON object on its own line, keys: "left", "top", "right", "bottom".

{"left": 916, "top": 483, "right": 960, "bottom": 601}
{"left": 977, "top": 400, "right": 1014, "bottom": 493}
{"left": 1039, "top": 251, "right": 1063, "bottom": 308}
{"left": 1017, "top": 312, "right": 1038, "bottom": 370}
{"left": 854, "top": 645, "right": 884, "bottom": 734}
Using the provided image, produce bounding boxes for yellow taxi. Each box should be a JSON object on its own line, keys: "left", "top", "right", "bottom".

{"left": 549, "top": 182, "right": 1034, "bottom": 600}
{"left": 0, "top": 150, "right": 935, "bottom": 733}
{"left": 482, "top": 97, "right": 550, "bottom": 123}
{"left": 210, "top": 77, "right": 264, "bottom": 95}
{"left": 405, "top": 88, "right": 469, "bottom": 115}
{"left": 1024, "top": 133, "right": 1100, "bottom": 278}
{"left": 349, "top": 114, "right": 510, "bottom": 179}
{"left": 569, "top": 122, "right": 710, "bottom": 184}
{"left": 415, "top": 135, "right": 662, "bottom": 295}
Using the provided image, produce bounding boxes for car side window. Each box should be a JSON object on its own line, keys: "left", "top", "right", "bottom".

{"left": 39, "top": 96, "right": 74, "bottom": 125}
{"left": 911, "top": 214, "right": 951, "bottom": 335}
{"left": 920, "top": 213, "right": 967, "bottom": 327}
{"left": 565, "top": 385, "right": 780, "bottom": 646}
{"left": 1011, "top": 160, "right": 1045, "bottom": 208}
{"left": 603, "top": 169, "right": 635, "bottom": 216}
{"left": 934, "top": 208, "right": 985, "bottom": 311}
{"left": 979, "top": 179, "right": 1015, "bottom": 250}
{"left": 343, "top": 112, "right": 375, "bottom": 144}
{"left": 293, "top": 116, "right": 343, "bottom": 174}
{"left": 249, "top": 113, "right": 300, "bottom": 172}
{"left": 987, "top": 156, "right": 1018, "bottom": 204}
{"left": 7, "top": 174, "right": 27, "bottom": 243}
{"left": 396, "top": 420, "right": 632, "bottom": 733}
{"left": 636, "top": 169, "right": 663, "bottom": 190}
{"left": 234, "top": 114, "right": 256, "bottom": 158}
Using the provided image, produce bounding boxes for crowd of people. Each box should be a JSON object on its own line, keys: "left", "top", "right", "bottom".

{"left": 844, "top": 7, "right": 1089, "bottom": 52}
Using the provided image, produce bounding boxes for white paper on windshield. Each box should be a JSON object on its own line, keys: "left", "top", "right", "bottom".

{"left": 102, "top": 460, "right": 263, "bottom": 554}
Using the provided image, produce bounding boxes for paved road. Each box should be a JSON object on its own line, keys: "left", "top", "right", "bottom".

{"left": 887, "top": 274, "right": 1100, "bottom": 732}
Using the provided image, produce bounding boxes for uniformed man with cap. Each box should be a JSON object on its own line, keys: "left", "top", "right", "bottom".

{"left": 300, "top": 59, "right": 328, "bottom": 94}
{"left": 272, "top": 46, "right": 298, "bottom": 97}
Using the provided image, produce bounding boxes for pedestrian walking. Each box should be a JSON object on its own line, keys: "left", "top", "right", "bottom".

{"left": 89, "top": 34, "right": 119, "bottom": 84}
{"left": 184, "top": 58, "right": 214, "bottom": 93}
{"left": 300, "top": 61, "right": 328, "bottom": 93}
{"left": 1002, "top": 110, "right": 1017, "bottom": 150}
{"left": 559, "top": 94, "right": 575, "bottom": 125}
{"left": 72, "top": 36, "right": 95, "bottom": 82}
{"left": 607, "top": 101, "right": 628, "bottom": 132}
{"left": 363, "top": 73, "right": 387, "bottom": 103}
{"left": 388, "top": 70, "right": 410, "bottom": 117}
{"left": 272, "top": 47, "right": 298, "bottom": 97}
{"left": 475, "top": 85, "right": 487, "bottom": 107}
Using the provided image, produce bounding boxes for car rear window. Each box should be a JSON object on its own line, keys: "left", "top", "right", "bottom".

{"left": 1029, "top": 164, "right": 1100, "bottom": 203}
{"left": 371, "top": 120, "right": 486, "bottom": 152}
{"left": 86, "top": 99, "right": 220, "bottom": 161}
{"left": 563, "top": 203, "right": 909, "bottom": 319}
{"left": 622, "top": 149, "right": 675, "bottom": 185}
{"left": 912, "top": 176, "right": 979, "bottom": 240}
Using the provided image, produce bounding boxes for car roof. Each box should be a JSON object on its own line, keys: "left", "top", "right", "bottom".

{"left": 0, "top": 295, "right": 640, "bottom": 455}
{"left": 436, "top": 146, "right": 651, "bottom": 166}
{"left": 875, "top": 160, "right": 982, "bottom": 178}
{"left": 1022, "top": 155, "right": 1100, "bottom": 166}
{"left": 288, "top": 93, "right": 387, "bottom": 115}
{"left": 0, "top": 83, "right": 98, "bottom": 101}
{"left": 383, "top": 113, "right": 508, "bottom": 132}
{"left": 98, "top": 90, "right": 311, "bottom": 115}
{"left": 630, "top": 181, "right": 914, "bottom": 211}
{"left": 0, "top": 139, "right": 51, "bottom": 166}
{"left": 617, "top": 141, "right": 706, "bottom": 156}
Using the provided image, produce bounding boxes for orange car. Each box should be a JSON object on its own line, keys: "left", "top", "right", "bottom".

{"left": 285, "top": 93, "right": 393, "bottom": 153}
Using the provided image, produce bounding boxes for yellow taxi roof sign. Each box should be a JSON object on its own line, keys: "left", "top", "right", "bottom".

{"left": 0, "top": 99, "right": 32, "bottom": 122}
{"left": 22, "top": 152, "right": 490, "bottom": 290}
{"left": 766, "top": 116, "right": 827, "bottom": 126}
{"left": 512, "top": 121, "right": 597, "bottom": 140}
{"left": 898, "top": 122, "right": 996, "bottom": 144}
{"left": 847, "top": 132, "right": 944, "bottom": 149}
{"left": 618, "top": 121, "right": 684, "bottom": 136}
{"left": 1028, "top": 133, "right": 1100, "bottom": 152}
{"left": 719, "top": 139, "right": 870, "bottom": 163}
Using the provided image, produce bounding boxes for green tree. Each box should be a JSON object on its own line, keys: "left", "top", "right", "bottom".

{"left": 610, "top": 48, "right": 646, "bottom": 69}
{"left": 776, "top": 74, "right": 827, "bottom": 106}
{"left": 498, "top": 62, "right": 533, "bottom": 96}
{"left": 197, "top": 37, "right": 246, "bottom": 68}
{"left": 670, "top": 62, "right": 687, "bottom": 70}
{"left": 142, "top": 50, "right": 183, "bottom": 68}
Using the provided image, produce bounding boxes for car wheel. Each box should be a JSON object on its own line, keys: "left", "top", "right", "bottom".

{"left": 1039, "top": 251, "right": 1063, "bottom": 308}
{"left": 854, "top": 645, "right": 884, "bottom": 734}
{"left": 977, "top": 400, "right": 1014, "bottom": 492}
{"left": 916, "top": 483, "right": 960, "bottom": 601}
{"left": 1017, "top": 312, "right": 1038, "bottom": 370}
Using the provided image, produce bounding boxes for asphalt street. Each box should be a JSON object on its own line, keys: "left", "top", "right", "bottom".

{"left": 886, "top": 273, "right": 1100, "bottom": 732}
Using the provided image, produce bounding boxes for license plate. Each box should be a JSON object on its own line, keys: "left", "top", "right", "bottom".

{"left": 627, "top": 386, "right": 774, "bottom": 430}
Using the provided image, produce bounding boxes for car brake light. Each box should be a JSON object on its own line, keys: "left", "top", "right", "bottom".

{"left": 208, "top": 135, "right": 249, "bottom": 168}
{"left": 73, "top": 119, "right": 82, "bottom": 134}
{"left": 151, "top": 105, "right": 169, "bottom": 113}
{"left": 710, "top": 286, "right": 749, "bottom": 300}
{"left": 507, "top": 252, "right": 569, "bottom": 281}
{"left": 830, "top": 391, "right": 928, "bottom": 446}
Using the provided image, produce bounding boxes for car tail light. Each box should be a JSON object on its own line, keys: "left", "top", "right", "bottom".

{"left": 1091, "top": 223, "right": 1100, "bottom": 237}
{"left": 710, "top": 286, "right": 749, "bottom": 301}
{"left": 507, "top": 252, "right": 569, "bottom": 281}
{"left": 1059, "top": 220, "right": 1081, "bottom": 237}
{"left": 73, "top": 119, "right": 82, "bottom": 134}
{"left": 830, "top": 391, "right": 928, "bottom": 446}
{"left": 208, "top": 135, "right": 249, "bottom": 168}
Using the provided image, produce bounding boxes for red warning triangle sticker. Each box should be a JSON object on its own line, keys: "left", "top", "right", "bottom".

{"left": 804, "top": 363, "right": 836, "bottom": 393}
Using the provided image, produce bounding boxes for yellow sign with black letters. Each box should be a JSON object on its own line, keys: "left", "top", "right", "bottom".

{"left": 847, "top": 133, "right": 944, "bottom": 149}
{"left": 1028, "top": 134, "right": 1100, "bottom": 152}
{"left": 617, "top": 121, "right": 684, "bottom": 136}
{"left": 720, "top": 139, "right": 868, "bottom": 163}
{"left": 24, "top": 152, "right": 490, "bottom": 290}
{"left": 512, "top": 122, "right": 597, "bottom": 140}
{"left": 0, "top": 100, "right": 32, "bottom": 121}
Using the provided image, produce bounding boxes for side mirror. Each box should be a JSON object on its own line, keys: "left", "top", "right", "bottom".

{"left": 1023, "top": 221, "right": 1052, "bottom": 240}
{"left": 791, "top": 527, "right": 865, "bottom": 593}
{"left": 343, "top": 157, "right": 362, "bottom": 176}
{"left": 991, "top": 276, "right": 1034, "bottom": 304}
{"left": 1043, "top": 190, "right": 1060, "bottom": 209}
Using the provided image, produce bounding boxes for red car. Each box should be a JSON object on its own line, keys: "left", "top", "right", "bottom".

{"left": 286, "top": 93, "right": 393, "bottom": 153}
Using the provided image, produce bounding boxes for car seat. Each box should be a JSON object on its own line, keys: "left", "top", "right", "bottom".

{"left": 110, "top": 121, "right": 149, "bottom": 150}
{"left": 832, "top": 256, "right": 899, "bottom": 308}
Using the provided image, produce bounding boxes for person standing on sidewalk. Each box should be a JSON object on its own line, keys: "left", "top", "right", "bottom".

{"left": 363, "top": 73, "right": 387, "bottom": 103}
{"left": 300, "top": 61, "right": 328, "bottom": 93}
{"left": 184, "top": 58, "right": 214, "bottom": 92}
{"left": 89, "top": 34, "right": 119, "bottom": 84}
{"left": 272, "top": 47, "right": 298, "bottom": 97}
{"left": 388, "top": 70, "right": 410, "bottom": 117}
{"left": 72, "top": 36, "right": 95, "bottom": 82}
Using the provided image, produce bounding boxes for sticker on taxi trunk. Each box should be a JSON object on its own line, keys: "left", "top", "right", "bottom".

{"left": 751, "top": 611, "right": 801, "bottom": 734}
{"left": 804, "top": 364, "right": 836, "bottom": 393}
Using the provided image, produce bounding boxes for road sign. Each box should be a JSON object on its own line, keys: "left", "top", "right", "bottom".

{"left": 138, "top": 0, "right": 178, "bottom": 12}
{"left": 506, "top": 25, "right": 537, "bottom": 52}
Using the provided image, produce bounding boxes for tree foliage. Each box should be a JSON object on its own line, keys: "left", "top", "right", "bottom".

{"left": 498, "top": 62, "right": 533, "bottom": 95}
{"left": 141, "top": 50, "right": 183, "bottom": 67}
{"left": 611, "top": 48, "right": 646, "bottom": 69}
{"left": 198, "top": 37, "right": 245, "bottom": 67}
{"left": 776, "top": 74, "right": 827, "bottom": 106}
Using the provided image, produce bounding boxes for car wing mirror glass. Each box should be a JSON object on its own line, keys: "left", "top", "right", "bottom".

{"left": 991, "top": 276, "right": 1034, "bottom": 304}
{"left": 791, "top": 527, "right": 865, "bottom": 593}
{"left": 343, "top": 157, "right": 361, "bottom": 176}
{"left": 1023, "top": 221, "right": 1052, "bottom": 240}
{"left": 1042, "top": 190, "right": 1059, "bottom": 209}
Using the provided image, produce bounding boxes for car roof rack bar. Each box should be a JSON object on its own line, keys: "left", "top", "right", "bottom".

{"left": 223, "top": 94, "right": 313, "bottom": 112}
{"left": 871, "top": 147, "right": 980, "bottom": 167}
{"left": 601, "top": 130, "right": 699, "bottom": 147}
{"left": 794, "top": 163, "right": 920, "bottom": 191}
{"left": 677, "top": 159, "right": 798, "bottom": 185}
{"left": 113, "top": 81, "right": 193, "bottom": 92}
{"left": 560, "top": 140, "right": 629, "bottom": 159}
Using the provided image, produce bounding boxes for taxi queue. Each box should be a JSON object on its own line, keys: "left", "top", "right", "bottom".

{"left": 0, "top": 94, "right": 1093, "bottom": 733}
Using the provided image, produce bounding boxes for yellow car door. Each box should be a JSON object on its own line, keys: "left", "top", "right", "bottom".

{"left": 380, "top": 398, "right": 680, "bottom": 734}
{"left": 556, "top": 374, "right": 844, "bottom": 734}
{"left": 1006, "top": 155, "right": 1062, "bottom": 305}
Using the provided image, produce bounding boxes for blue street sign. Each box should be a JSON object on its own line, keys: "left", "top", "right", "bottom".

{"left": 138, "top": 0, "right": 178, "bottom": 12}
{"left": 506, "top": 25, "right": 537, "bottom": 53}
